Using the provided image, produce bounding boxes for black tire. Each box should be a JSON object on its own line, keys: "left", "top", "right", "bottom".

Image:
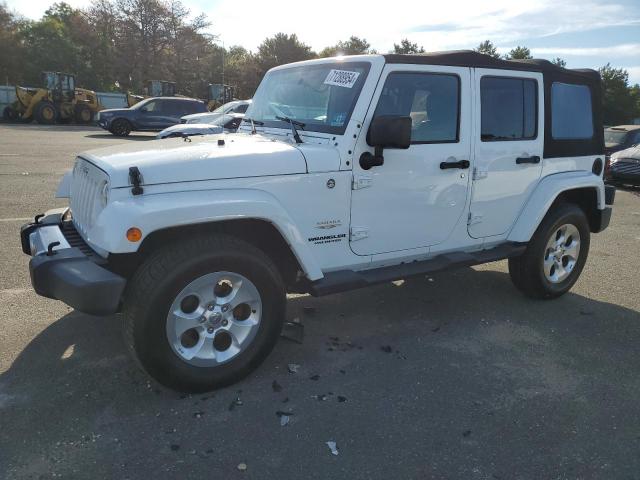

{"left": 75, "top": 104, "right": 93, "bottom": 124}
{"left": 509, "top": 203, "right": 590, "bottom": 299}
{"left": 34, "top": 101, "right": 57, "bottom": 125}
{"left": 110, "top": 118, "right": 131, "bottom": 136}
{"left": 3, "top": 106, "right": 18, "bottom": 121}
{"left": 123, "top": 234, "right": 286, "bottom": 392}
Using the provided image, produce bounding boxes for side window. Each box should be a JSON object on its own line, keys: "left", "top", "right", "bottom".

{"left": 481, "top": 77, "right": 537, "bottom": 141}
{"left": 551, "top": 83, "right": 593, "bottom": 140}
{"left": 234, "top": 103, "right": 249, "bottom": 114}
{"left": 630, "top": 131, "right": 640, "bottom": 145}
{"left": 373, "top": 72, "right": 459, "bottom": 143}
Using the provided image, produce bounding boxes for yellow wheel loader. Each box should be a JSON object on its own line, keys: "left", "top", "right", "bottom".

{"left": 207, "top": 83, "right": 235, "bottom": 111}
{"left": 125, "top": 80, "right": 178, "bottom": 107}
{"left": 3, "top": 72, "right": 103, "bottom": 124}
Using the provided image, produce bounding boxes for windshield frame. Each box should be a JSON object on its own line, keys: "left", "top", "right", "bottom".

{"left": 245, "top": 61, "right": 371, "bottom": 136}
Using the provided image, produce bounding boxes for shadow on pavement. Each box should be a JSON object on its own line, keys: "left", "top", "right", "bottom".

{"left": 84, "top": 133, "right": 155, "bottom": 141}
{"left": 2, "top": 267, "right": 640, "bottom": 478}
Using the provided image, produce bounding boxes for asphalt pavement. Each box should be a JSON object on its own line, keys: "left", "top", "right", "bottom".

{"left": 1, "top": 123, "right": 639, "bottom": 479}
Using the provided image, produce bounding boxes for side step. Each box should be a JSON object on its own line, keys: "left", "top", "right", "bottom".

{"left": 308, "top": 242, "right": 526, "bottom": 297}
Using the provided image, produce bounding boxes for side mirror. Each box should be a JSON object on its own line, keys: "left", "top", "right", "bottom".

{"left": 360, "top": 115, "right": 412, "bottom": 170}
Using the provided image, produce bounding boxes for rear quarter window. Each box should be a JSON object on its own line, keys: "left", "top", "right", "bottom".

{"left": 551, "top": 83, "right": 594, "bottom": 140}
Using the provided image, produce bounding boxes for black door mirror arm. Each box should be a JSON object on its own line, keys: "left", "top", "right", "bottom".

{"left": 359, "top": 146, "right": 384, "bottom": 170}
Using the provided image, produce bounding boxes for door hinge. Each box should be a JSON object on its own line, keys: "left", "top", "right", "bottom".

{"left": 350, "top": 227, "right": 369, "bottom": 241}
{"left": 472, "top": 167, "right": 488, "bottom": 181}
{"left": 467, "top": 212, "right": 483, "bottom": 225}
{"left": 352, "top": 175, "right": 373, "bottom": 190}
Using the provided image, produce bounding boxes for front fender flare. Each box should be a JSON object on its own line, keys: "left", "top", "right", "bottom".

{"left": 507, "top": 171, "right": 605, "bottom": 243}
{"left": 88, "top": 188, "right": 324, "bottom": 281}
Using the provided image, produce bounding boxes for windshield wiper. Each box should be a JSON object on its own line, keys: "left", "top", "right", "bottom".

{"left": 242, "top": 117, "right": 264, "bottom": 134}
{"left": 276, "top": 116, "right": 305, "bottom": 144}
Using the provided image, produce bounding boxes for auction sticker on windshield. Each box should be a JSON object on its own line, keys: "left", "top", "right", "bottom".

{"left": 324, "top": 69, "right": 360, "bottom": 88}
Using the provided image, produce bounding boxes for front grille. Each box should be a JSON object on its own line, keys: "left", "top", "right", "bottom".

{"left": 611, "top": 159, "right": 640, "bottom": 175}
{"left": 60, "top": 221, "right": 96, "bottom": 258}
{"left": 69, "top": 158, "right": 109, "bottom": 238}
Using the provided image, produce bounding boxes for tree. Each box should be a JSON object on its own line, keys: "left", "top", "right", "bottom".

{"left": 506, "top": 46, "right": 532, "bottom": 60}
{"left": 599, "top": 64, "right": 636, "bottom": 125}
{"left": 551, "top": 57, "right": 566, "bottom": 68}
{"left": 320, "top": 36, "right": 373, "bottom": 57}
{"left": 392, "top": 38, "right": 424, "bottom": 54}
{"left": 256, "top": 33, "right": 315, "bottom": 74}
{"left": 0, "top": 3, "right": 25, "bottom": 85}
{"left": 474, "top": 40, "right": 499, "bottom": 59}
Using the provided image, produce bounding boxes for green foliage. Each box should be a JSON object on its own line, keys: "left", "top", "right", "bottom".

{"left": 257, "top": 33, "right": 315, "bottom": 73}
{"left": 474, "top": 40, "right": 499, "bottom": 59}
{"left": 320, "top": 36, "right": 373, "bottom": 57}
{"left": 505, "top": 46, "right": 532, "bottom": 60}
{"left": 551, "top": 57, "right": 567, "bottom": 67}
{"left": 392, "top": 39, "right": 424, "bottom": 55}
{"left": 599, "top": 63, "right": 638, "bottom": 125}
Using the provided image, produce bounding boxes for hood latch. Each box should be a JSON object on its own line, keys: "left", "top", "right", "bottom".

{"left": 129, "top": 166, "right": 143, "bottom": 195}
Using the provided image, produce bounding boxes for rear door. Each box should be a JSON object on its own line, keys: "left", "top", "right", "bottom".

{"left": 468, "top": 70, "right": 544, "bottom": 238}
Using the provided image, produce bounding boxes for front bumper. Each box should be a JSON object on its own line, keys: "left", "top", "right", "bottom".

{"left": 20, "top": 210, "right": 126, "bottom": 316}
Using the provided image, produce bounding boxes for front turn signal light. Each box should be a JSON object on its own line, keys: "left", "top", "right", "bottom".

{"left": 126, "top": 227, "right": 142, "bottom": 242}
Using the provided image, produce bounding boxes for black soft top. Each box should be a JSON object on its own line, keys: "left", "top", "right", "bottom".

{"left": 383, "top": 50, "right": 604, "bottom": 158}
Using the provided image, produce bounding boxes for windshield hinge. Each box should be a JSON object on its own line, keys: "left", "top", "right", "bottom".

{"left": 129, "top": 166, "right": 143, "bottom": 195}
{"left": 350, "top": 227, "right": 369, "bottom": 241}
{"left": 352, "top": 175, "right": 373, "bottom": 190}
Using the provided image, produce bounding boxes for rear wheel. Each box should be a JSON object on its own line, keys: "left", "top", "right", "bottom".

{"left": 35, "top": 101, "right": 57, "bottom": 125}
{"left": 509, "top": 203, "right": 590, "bottom": 299}
{"left": 110, "top": 118, "right": 131, "bottom": 136}
{"left": 3, "top": 106, "right": 18, "bottom": 121}
{"left": 123, "top": 234, "right": 286, "bottom": 392}
{"left": 75, "top": 104, "right": 93, "bottom": 124}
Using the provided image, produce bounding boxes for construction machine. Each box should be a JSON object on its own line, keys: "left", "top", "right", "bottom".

{"left": 207, "top": 83, "right": 235, "bottom": 111}
{"left": 3, "top": 72, "right": 102, "bottom": 124}
{"left": 126, "top": 80, "right": 178, "bottom": 107}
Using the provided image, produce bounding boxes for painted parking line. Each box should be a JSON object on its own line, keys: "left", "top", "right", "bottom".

{"left": 0, "top": 217, "right": 30, "bottom": 222}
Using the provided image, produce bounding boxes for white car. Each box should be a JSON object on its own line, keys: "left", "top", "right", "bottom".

{"left": 21, "top": 52, "right": 614, "bottom": 392}
{"left": 180, "top": 100, "right": 251, "bottom": 125}
{"left": 156, "top": 113, "right": 245, "bottom": 139}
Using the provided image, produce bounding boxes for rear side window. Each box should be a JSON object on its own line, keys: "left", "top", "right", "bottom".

{"left": 174, "top": 101, "right": 204, "bottom": 115}
{"left": 481, "top": 77, "right": 537, "bottom": 141}
{"left": 551, "top": 83, "right": 594, "bottom": 140}
{"left": 234, "top": 103, "right": 249, "bottom": 114}
{"left": 374, "top": 72, "right": 460, "bottom": 143}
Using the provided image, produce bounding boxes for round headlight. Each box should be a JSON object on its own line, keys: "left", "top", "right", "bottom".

{"left": 100, "top": 180, "right": 110, "bottom": 207}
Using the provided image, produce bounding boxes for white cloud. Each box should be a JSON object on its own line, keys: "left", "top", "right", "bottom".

{"left": 522, "top": 44, "right": 640, "bottom": 58}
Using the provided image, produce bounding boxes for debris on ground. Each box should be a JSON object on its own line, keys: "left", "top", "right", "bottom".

{"left": 237, "top": 463, "right": 247, "bottom": 471}
{"left": 380, "top": 345, "right": 393, "bottom": 353}
{"left": 272, "top": 380, "right": 282, "bottom": 392}
{"left": 276, "top": 410, "right": 294, "bottom": 426}
{"left": 192, "top": 411, "right": 205, "bottom": 418}
{"left": 337, "top": 395, "right": 347, "bottom": 403}
{"left": 288, "top": 363, "right": 300, "bottom": 374}
{"left": 309, "top": 374, "right": 320, "bottom": 381}
{"left": 229, "top": 395, "right": 243, "bottom": 411}
{"left": 326, "top": 441, "right": 339, "bottom": 456}
{"left": 463, "top": 430, "right": 472, "bottom": 437}
{"left": 326, "top": 336, "right": 361, "bottom": 352}
{"left": 281, "top": 321, "right": 304, "bottom": 344}
{"left": 431, "top": 326, "right": 441, "bottom": 333}
{"left": 339, "top": 369, "right": 346, "bottom": 375}
{"left": 282, "top": 397, "right": 289, "bottom": 403}
{"left": 313, "top": 393, "right": 329, "bottom": 401}
{"left": 170, "top": 444, "right": 180, "bottom": 451}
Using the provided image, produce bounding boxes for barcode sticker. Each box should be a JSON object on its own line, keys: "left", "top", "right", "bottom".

{"left": 324, "top": 69, "right": 360, "bottom": 88}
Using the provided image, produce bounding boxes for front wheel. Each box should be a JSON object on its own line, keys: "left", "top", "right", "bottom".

{"left": 509, "top": 203, "right": 590, "bottom": 299}
{"left": 110, "top": 118, "right": 131, "bottom": 136}
{"left": 123, "top": 235, "right": 286, "bottom": 392}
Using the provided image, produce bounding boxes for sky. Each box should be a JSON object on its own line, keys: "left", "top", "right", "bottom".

{"left": 6, "top": 0, "right": 640, "bottom": 84}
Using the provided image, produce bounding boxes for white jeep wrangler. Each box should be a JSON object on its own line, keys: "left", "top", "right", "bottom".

{"left": 21, "top": 51, "right": 615, "bottom": 392}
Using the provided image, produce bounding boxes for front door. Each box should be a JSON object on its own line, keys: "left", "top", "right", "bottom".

{"left": 350, "top": 65, "right": 472, "bottom": 256}
{"left": 468, "top": 69, "right": 544, "bottom": 238}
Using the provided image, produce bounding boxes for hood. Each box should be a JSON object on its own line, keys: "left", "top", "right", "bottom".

{"left": 157, "top": 123, "right": 223, "bottom": 139}
{"left": 80, "top": 133, "right": 308, "bottom": 188}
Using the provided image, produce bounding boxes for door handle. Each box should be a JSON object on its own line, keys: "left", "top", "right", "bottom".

{"left": 516, "top": 155, "right": 541, "bottom": 164}
{"left": 440, "top": 159, "right": 470, "bottom": 170}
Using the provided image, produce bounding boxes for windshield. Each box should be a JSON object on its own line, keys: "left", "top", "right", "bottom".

{"left": 132, "top": 98, "right": 155, "bottom": 110}
{"left": 604, "top": 130, "right": 628, "bottom": 145}
{"left": 245, "top": 62, "right": 370, "bottom": 135}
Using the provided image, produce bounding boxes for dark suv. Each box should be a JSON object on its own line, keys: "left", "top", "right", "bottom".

{"left": 97, "top": 97, "right": 208, "bottom": 136}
